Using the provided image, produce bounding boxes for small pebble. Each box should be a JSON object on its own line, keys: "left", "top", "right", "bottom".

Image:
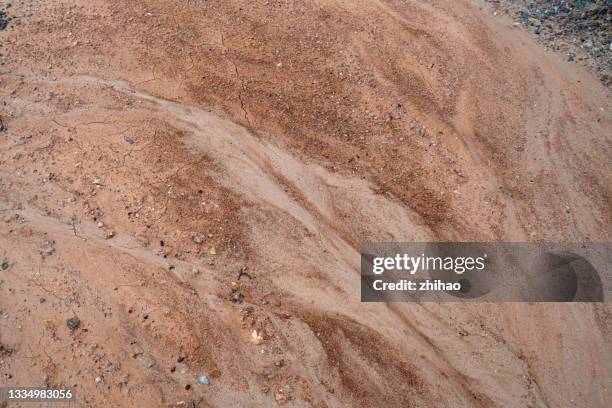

{"left": 66, "top": 317, "right": 81, "bottom": 331}
{"left": 196, "top": 375, "right": 209, "bottom": 385}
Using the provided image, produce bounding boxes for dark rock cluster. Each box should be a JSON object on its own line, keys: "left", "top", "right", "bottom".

{"left": 486, "top": 0, "right": 611, "bottom": 87}
{"left": 0, "top": 9, "right": 8, "bottom": 31}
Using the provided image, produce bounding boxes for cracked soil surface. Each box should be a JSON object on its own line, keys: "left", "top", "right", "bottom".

{"left": 0, "top": 0, "right": 611, "bottom": 407}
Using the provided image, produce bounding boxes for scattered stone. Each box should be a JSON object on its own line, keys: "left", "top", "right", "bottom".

{"left": 105, "top": 230, "right": 115, "bottom": 239}
{"left": 46, "top": 94, "right": 54, "bottom": 101}
{"left": 190, "top": 232, "right": 203, "bottom": 244}
{"left": 145, "top": 357, "right": 156, "bottom": 368}
{"left": 123, "top": 134, "right": 134, "bottom": 144}
{"left": 486, "top": 0, "right": 612, "bottom": 87}
{"left": 195, "top": 375, "right": 209, "bottom": 385}
{"left": 95, "top": 376, "right": 104, "bottom": 385}
{"left": 0, "top": 116, "right": 5, "bottom": 132}
{"left": 106, "top": 363, "right": 119, "bottom": 372}
{"left": 1, "top": 259, "right": 9, "bottom": 270}
{"left": 176, "top": 356, "right": 185, "bottom": 363}
{"left": 251, "top": 329, "right": 264, "bottom": 345}
{"left": 66, "top": 317, "right": 81, "bottom": 331}
{"left": 191, "top": 266, "right": 200, "bottom": 275}
{"left": 0, "top": 10, "right": 8, "bottom": 31}
{"left": 42, "top": 242, "right": 56, "bottom": 255}
{"left": 231, "top": 291, "right": 244, "bottom": 303}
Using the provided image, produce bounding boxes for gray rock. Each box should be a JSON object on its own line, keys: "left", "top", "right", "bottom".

{"left": 43, "top": 242, "right": 56, "bottom": 255}
{"left": 190, "top": 232, "right": 203, "bottom": 244}
{"left": 231, "top": 291, "right": 244, "bottom": 303}
{"left": 0, "top": 10, "right": 8, "bottom": 30}
{"left": 66, "top": 317, "right": 81, "bottom": 331}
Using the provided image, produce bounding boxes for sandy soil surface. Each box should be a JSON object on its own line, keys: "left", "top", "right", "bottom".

{"left": 0, "top": 0, "right": 610, "bottom": 407}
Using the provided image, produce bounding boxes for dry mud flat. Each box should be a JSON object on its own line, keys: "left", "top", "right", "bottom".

{"left": 0, "top": 0, "right": 611, "bottom": 407}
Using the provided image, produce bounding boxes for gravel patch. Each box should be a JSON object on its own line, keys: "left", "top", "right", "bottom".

{"left": 485, "top": 0, "right": 611, "bottom": 87}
